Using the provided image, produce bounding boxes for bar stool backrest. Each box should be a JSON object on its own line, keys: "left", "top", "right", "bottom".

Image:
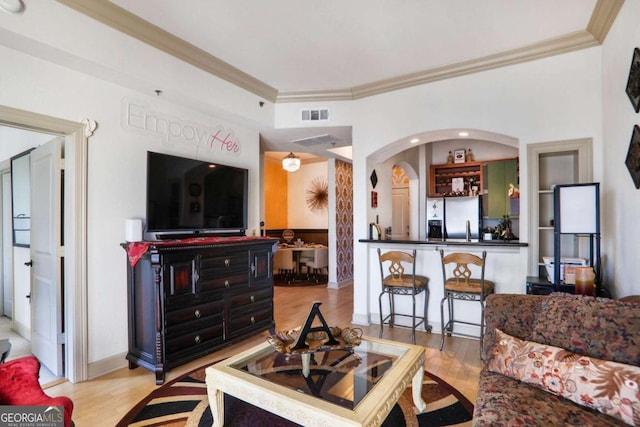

{"left": 379, "top": 250, "right": 418, "bottom": 288}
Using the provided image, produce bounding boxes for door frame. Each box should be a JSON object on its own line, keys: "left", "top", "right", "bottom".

{"left": 0, "top": 166, "right": 11, "bottom": 318}
{"left": 0, "top": 105, "right": 88, "bottom": 383}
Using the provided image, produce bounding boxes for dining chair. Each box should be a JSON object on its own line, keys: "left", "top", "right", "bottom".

{"left": 273, "top": 249, "right": 295, "bottom": 284}
{"left": 305, "top": 247, "right": 328, "bottom": 283}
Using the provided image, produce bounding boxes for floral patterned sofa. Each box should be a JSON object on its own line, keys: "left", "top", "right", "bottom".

{"left": 473, "top": 293, "right": 640, "bottom": 426}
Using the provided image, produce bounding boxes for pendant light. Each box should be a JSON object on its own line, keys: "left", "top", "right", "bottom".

{"left": 282, "top": 152, "right": 301, "bottom": 172}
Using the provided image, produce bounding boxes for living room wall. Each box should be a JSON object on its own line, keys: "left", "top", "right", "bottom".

{"left": 601, "top": 0, "right": 640, "bottom": 298}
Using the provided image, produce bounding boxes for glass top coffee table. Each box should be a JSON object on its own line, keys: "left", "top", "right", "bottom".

{"left": 205, "top": 335, "right": 426, "bottom": 427}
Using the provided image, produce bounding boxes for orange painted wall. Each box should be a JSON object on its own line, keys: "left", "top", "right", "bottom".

{"left": 264, "top": 157, "right": 288, "bottom": 228}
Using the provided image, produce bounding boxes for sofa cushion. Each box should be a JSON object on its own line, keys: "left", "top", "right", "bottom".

{"left": 487, "top": 329, "right": 640, "bottom": 426}
{"left": 531, "top": 293, "right": 640, "bottom": 366}
{"left": 481, "top": 293, "right": 546, "bottom": 363}
{"left": 473, "top": 370, "right": 628, "bottom": 426}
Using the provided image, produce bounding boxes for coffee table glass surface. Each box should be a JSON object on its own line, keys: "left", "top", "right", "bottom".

{"left": 230, "top": 339, "right": 407, "bottom": 409}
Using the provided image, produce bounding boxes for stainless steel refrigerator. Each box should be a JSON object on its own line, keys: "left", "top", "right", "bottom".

{"left": 444, "top": 196, "right": 483, "bottom": 240}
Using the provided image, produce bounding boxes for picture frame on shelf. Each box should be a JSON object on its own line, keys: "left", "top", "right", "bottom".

{"left": 625, "top": 124, "right": 640, "bottom": 189}
{"left": 451, "top": 177, "right": 464, "bottom": 193}
{"left": 453, "top": 149, "right": 466, "bottom": 164}
{"left": 626, "top": 47, "right": 640, "bottom": 113}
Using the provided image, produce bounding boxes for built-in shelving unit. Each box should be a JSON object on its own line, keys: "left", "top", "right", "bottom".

{"left": 527, "top": 139, "right": 592, "bottom": 284}
{"left": 429, "top": 162, "right": 483, "bottom": 197}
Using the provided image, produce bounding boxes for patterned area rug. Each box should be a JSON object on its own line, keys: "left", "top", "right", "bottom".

{"left": 116, "top": 362, "right": 473, "bottom": 427}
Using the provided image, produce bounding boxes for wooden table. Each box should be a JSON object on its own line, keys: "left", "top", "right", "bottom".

{"left": 205, "top": 335, "right": 426, "bottom": 427}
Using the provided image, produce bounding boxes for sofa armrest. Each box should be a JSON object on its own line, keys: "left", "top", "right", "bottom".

{"left": 0, "top": 356, "right": 73, "bottom": 427}
{"left": 481, "top": 294, "right": 546, "bottom": 363}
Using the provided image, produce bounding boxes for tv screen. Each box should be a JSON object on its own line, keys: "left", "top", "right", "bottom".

{"left": 146, "top": 151, "right": 248, "bottom": 238}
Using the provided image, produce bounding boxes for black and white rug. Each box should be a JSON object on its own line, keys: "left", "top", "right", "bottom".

{"left": 117, "top": 362, "right": 473, "bottom": 427}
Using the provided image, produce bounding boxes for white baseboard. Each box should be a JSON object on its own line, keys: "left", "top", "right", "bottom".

{"left": 88, "top": 352, "right": 128, "bottom": 380}
{"left": 327, "top": 278, "right": 353, "bottom": 289}
{"left": 13, "top": 321, "right": 30, "bottom": 340}
{"left": 371, "top": 315, "right": 481, "bottom": 339}
{"left": 351, "top": 312, "right": 370, "bottom": 326}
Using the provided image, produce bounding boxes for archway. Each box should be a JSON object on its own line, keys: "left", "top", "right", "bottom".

{"left": 366, "top": 128, "right": 519, "bottom": 241}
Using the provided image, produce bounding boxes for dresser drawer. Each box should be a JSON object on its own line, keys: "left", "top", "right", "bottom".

{"left": 227, "top": 305, "right": 273, "bottom": 337}
{"left": 165, "top": 319, "right": 224, "bottom": 354}
{"left": 198, "top": 254, "right": 249, "bottom": 292}
{"left": 165, "top": 299, "right": 223, "bottom": 326}
{"left": 199, "top": 253, "right": 248, "bottom": 276}
{"left": 227, "top": 287, "right": 272, "bottom": 311}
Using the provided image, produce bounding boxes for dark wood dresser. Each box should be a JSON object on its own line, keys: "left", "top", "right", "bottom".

{"left": 124, "top": 237, "right": 278, "bottom": 384}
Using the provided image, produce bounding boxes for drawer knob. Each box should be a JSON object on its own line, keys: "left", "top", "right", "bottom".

{"left": 250, "top": 316, "right": 255, "bottom": 324}
{"left": 194, "top": 335, "right": 201, "bottom": 344}
{"left": 250, "top": 295, "right": 255, "bottom": 303}
{"left": 224, "top": 280, "right": 230, "bottom": 288}
{"left": 224, "top": 259, "right": 230, "bottom": 267}
{"left": 194, "top": 309, "right": 201, "bottom": 319}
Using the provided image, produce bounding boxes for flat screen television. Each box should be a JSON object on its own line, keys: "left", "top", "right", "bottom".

{"left": 145, "top": 151, "right": 248, "bottom": 239}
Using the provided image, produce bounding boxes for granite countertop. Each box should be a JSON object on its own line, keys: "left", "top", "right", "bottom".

{"left": 358, "top": 238, "right": 527, "bottom": 247}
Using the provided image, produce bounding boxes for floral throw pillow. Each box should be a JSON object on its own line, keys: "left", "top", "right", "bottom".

{"left": 487, "top": 328, "right": 640, "bottom": 426}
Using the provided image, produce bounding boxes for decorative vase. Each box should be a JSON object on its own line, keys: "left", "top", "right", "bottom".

{"left": 575, "top": 267, "right": 595, "bottom": 296}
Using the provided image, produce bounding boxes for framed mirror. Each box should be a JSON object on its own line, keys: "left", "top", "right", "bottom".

{"left": 11, "top": 148, "right": 34, "bottom": 247}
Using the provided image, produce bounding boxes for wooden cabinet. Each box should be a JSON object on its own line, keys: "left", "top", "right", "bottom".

{"left": 125, "top": 238, "right": 277, "bottom": 384}
{"left": 429, "top": 162, "right": 483, "bottom": 197}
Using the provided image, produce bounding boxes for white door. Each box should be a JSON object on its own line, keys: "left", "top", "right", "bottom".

{"left": 30, "top": 138, "right": 63, "bottom": 376}
{"left": 391, "top": 187, "right": 410, "bottom": 240}
{"left": 1, "top": 172, "right": 12, "bottom": 317}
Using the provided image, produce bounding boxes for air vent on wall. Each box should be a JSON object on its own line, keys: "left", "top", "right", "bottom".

{"left": 301, "top": 108, "right": 329, "bottom": 122}
{"left": 291, "top": 134, "right": 339, "bottom": 147}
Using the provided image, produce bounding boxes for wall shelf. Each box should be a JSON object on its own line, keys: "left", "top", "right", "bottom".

{"left": 429, "top": 162, "right": 483, "bottom": 197}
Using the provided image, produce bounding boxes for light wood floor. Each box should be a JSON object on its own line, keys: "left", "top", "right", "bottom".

{"left": 46, "top": 284, "right": 482, "bottom": 426}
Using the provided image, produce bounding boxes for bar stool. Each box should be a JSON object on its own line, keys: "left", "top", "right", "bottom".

{"left": 378, "top": 248, "right": 431, "bottom": 344}
{"left": 439, "top": 250, "right": 494, "bottom": 353}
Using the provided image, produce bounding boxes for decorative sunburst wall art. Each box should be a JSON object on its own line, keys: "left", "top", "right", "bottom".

{"left": 306, "top": 176, "right": 329, "bottom": 213}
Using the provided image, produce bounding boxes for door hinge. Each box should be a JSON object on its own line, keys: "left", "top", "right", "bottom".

{"left": 58, "top": 158, "right": 65, "bottom": 170}
{"left": 57, "top": 246, "right": 65, "bottom": 257}
{"left": 57, "top": 332, "right": 65, "bottom": 345}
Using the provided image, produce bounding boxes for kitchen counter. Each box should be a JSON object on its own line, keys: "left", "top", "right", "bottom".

{"left": 356, "top": 238, "right": 529, "bottom": 334}
{"left": 359, "top": 238, "right": 527, "bottom": 247}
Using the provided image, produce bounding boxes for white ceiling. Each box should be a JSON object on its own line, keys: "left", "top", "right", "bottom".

{"left": 19, "top": 1, "right": 621, "bottom": 160}
{"left": 107, "top": 0, "right": 597, "bottom": 94}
